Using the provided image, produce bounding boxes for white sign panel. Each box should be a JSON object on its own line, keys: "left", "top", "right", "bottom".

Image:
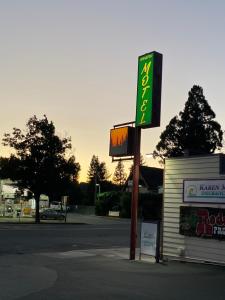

{"left": 140, "top": 222, "right": 157, "bottom": 256}
{"left": 184, "top": 179, "right": 225, "bottom": 204}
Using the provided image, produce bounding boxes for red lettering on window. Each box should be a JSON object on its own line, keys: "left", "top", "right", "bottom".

{"left": 196, "top": 209, "right": 213, "bottom": 237}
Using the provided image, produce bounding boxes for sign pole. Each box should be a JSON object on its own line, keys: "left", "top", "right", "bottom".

{"left": 109, "top": 51, "right": 162, "bottom": 260}
{"left": 130, "top": 126, "right": 141, "bottom": 260}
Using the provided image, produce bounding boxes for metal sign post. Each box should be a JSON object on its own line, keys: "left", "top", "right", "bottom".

{"left": 130, "top": 126, "right": 141, "bottom": 260}
{"left": 109, "top": 51, "right": 162, "bottom": 261}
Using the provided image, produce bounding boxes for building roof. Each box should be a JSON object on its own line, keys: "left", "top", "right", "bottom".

{"left": 126, "top": 166, "right": 163, "bottom": 193}
{"left": 140, "top": 166, "right": 163, "bottom": 190}
{"left": 139, "top": 166, "right": 163, "bottom": 191}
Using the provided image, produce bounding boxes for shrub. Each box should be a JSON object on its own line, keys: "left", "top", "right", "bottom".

{"left": 95, "top": 191, "right": 120, "bottom": 216}
{"left": 119, "top": 192, "right": 131, "bottom": 218}
{"left": 139, "top": 193, "right": 162, "bottom": 220}
{"left": 95, "top": 191, "right": 162, "bottom": 220}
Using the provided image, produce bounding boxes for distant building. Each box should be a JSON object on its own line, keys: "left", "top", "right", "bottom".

{"left": 0, "top": 179, "right": 17, "bottom": 201}
{"left": 125, "top": 166, "right": 163, "bottom": 194}
{"left": 0, "top": 179, "right": 49, "bottom": 206}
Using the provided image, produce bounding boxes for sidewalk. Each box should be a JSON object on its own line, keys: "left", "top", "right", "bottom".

{"left": 0, "top": 212, "right": 131, "bottom": 225}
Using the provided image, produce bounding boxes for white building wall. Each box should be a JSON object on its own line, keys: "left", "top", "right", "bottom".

{"left": 163, "top": 154, "right": 225, "bottom": 265}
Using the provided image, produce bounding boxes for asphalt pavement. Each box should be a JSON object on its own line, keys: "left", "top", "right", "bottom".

{"left": 0, "top": 214, "right": 225, "bottom": 300}
{"left": 1, "top": 248, "right": 225, "bottom": 300}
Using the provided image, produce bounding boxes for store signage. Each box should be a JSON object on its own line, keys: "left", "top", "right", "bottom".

{"left": 135, "top": 51, "right": 162, "bottom": 128}
{"left": 183, "top": 179, "right": 225, "bottom": 204}
{"left": 140, "top": 221, "right": 158, "bottom": 256}
{"left": 180, "top": 206, "right": 225, "bottom": 240}
{"left": 109, "top": 126, "right": 135, "bottom": 157}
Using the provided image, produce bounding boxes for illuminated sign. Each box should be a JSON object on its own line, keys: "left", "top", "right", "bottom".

{"left": 135, "top": 51, "right": 162, "bottom": 128}
{"left": 180, "top": 206, "right": 225, "bottom": 240}
{"left": 109, "top": 126, "right": 135, "bottom": 157}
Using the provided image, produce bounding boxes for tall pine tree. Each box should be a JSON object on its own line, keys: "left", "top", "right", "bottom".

{"left": 87, "top": 155, "right": 108, "bottom": 183}
{"left": 87, "top": 155, "right": 109, "bottom": 204}
{"left": 113, "top": 160, "right": 127, "bottom": 187}
{"left": 154, "top": 85, "right": 223, "bottom": 161}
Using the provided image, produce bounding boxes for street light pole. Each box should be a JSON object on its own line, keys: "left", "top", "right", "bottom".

{"left": 94, "top": 173, "right": 97, "bottom": 204}
{"left": 2, "top": 193, "right": 5, "bottom": 217}
{"left": 96, "top": 184, "right": 100, "bottom": 200}
{"left": 130, "top": 126, "right": 141, "bottom": 260}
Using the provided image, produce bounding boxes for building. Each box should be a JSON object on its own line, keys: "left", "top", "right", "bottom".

{"left": 0, "top": 179, "right": 49, "bottom": 216}
{"left": 125, "top": 166, "right": 163, "bottom": 194}
{"left": 162, "top": 153, "right": 225, "bottom": 265}
{"left": 125, "top": 166, "right": 163, "bottom": 220}
{"left": 0, "top": 179, "right": 17, "bottom": 201}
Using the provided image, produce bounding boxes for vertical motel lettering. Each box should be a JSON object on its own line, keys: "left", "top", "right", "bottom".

{"left": 140, "top": 61, "right": 151, "bottom": 124}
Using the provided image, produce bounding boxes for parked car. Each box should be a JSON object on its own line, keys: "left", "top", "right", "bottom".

{"left": 40, "top": 209, "right": 65, "bottom": 220}
{"left": 50, "top": 201, "right": 62, "bottom": 210}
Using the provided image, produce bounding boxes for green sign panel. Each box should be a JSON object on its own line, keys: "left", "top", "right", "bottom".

{"left": 135, "top": 51, "right": 162, "bottom": 128}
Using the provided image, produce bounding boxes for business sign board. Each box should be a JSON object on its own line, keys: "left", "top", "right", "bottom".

{"left": 135, "top": 51, "right": 162, "bottom": 128}
{"left": 140, "top": 221, "right": 159, "bottom": 257}
{"left": 184, "top": 179, "right": 225, "bottom": 204}
{"left": 109, "top": 126, "right": 135, "bottom": 157}
{"left": 180, "top": 206, "right": 225, "bottom": 240}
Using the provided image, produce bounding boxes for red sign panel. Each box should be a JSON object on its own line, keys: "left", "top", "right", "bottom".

{"left": 180, "top": 206, "right": 225, "bottom": 240}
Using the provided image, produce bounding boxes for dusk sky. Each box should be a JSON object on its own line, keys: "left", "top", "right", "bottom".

{"left": 1, "top": 0, "right": 225, "bottom": 182}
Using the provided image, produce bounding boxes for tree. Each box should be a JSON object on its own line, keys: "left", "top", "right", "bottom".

{"left": 154, "top": 85, "right": 223, "bottom": 161}
{"left": 2, "top": 115, "right": 80, "bottom": 223}
{"left": 112, "top": 160, "right": 127, "bottom": 187}
{"left": 64, "top": 180, "right": 82, "bottom": 206}
{"left": 87, "top": 155, "right": 109, "bottom": 205}
{"left": 129, "top": 153, "right": 146, "bottom": 175}
{"left": 0, "top": 156, "right": 19, "bottom": 179}
{"left": 140, "top": 154, "right": 146, "bottom": 166}
{"left": 87, "top": 155, "right": 108, "bottom": 183}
